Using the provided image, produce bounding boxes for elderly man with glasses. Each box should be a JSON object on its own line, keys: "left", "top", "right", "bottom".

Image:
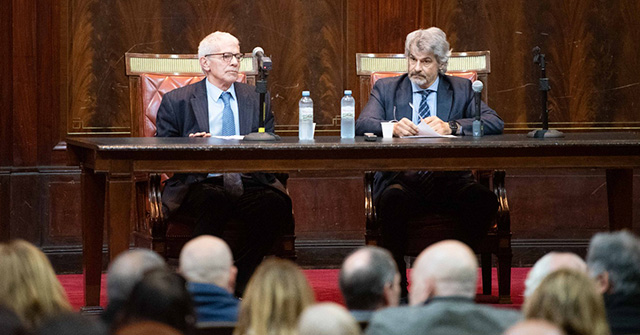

{"left": 156, "top": 31, "right": 293, "bottom": 297}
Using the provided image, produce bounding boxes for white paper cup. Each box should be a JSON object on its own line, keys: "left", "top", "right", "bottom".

{"left": 381, "top": 121, "right": 395, "bottom": 138}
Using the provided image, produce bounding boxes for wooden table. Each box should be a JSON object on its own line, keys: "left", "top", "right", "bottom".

{"left": 67, "top": 132, "right": 640, "bottom": 311}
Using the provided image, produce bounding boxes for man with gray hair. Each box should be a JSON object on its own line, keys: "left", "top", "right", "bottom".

{"left": 339, "top": 246, "right": 400, "bottom": 321}
{"left": 523, "top": 251, "right": 587, "bottom": 298}
{"left": 586, "top": 230, "right": 640, "bottom": 335}
{"left": 298, "top": 303, "right": 361, "bottom": 335}
{"left": 156, "top": 31, "right": 293, "bottom": 295}
{"left": 103, "top": 249, "right": 167, "bottom": 326}
{"left": 355, "top": 27, "right": 504, "bottom": 297}
{"left": 366, "top": 240, "right": 520, "bottom": 335}
{"left": 179, "top": 235, "right": 239, "bottom": 322}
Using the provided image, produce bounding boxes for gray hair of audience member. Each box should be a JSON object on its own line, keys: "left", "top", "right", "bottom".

{"left": 107, "top": 249, "right": 167, "bottom": 303}
{"left": 524, "top": 252, "right": 587, "bottom": 298}
{"left": 503, "top": 319, "right": 566, "bottom": 335}
{"left": 198, "top": 31, "right": 240, "bottom": 59}
{"left": 409, "top": 240, "right": 477, "bottom": 305}
{"left": 404, "top": 27, "right": 451, "bottom": 74}
{"left": 298, "top": 303, "right": 361, "bottom": 335}
{"left": 339, "top": 246, "right": 399, "bottom": 310}
{"left": 179, "top": 235, "right": 236, "bottom": 291}
{"left": 587, "top": 230, "right": 640, "bottom": 295}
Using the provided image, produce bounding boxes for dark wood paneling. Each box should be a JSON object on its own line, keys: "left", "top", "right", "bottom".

{"left": 0, "top": 1, "right": 12, "bottom": 168}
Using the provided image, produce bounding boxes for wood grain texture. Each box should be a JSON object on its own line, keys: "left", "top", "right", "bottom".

{"left": 0, "top": 1, "right": 11, "bottom": 168}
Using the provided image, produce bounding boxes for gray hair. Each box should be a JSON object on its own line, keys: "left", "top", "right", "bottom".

{"left": 106, "top": 249, "right": 167, "bottom": 302}
{"left": 404, "top": 27, "right": 451, "bottom": 74}
{"left": 339, "top": 246, "right": 398, "bottom": 310}
{"left": 587, "top": 230, "right": 640, "bottom": 294}
{"left": 179, "top": 235, "right": 234, "bottom": 288}
{"left": 298, "top": 303, "right": 361, "bottom": 335}
{"left": 197, "top": 31, "right": 240, "bottom": 59}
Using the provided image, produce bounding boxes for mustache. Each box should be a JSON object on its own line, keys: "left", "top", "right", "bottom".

{"left": 409, "top": 71, "right": 426, "bottom": 78}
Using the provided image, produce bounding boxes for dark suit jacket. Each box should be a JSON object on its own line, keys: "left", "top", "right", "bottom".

{"left": 156, "top": 79, "right": 287, "bottom": 217}
{"left": 366, "top": 296, "right": 521, "bottom": 335}
{"left": 355, "top": 73, "right": 504, "bottom": 200}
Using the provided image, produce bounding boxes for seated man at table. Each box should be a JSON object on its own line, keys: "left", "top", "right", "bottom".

{"left": 355, "top": 27, "right": 504, "bottom": 297}
{"left": 155, "top": 31, "right": 293, "bottom": 296}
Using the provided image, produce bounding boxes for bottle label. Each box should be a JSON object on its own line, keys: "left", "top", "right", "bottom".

{"left": 341, "top": 107, "right": 355, "bottom": 119}
{"left": 300, "top": 107, "right": 313, "bottom": 121}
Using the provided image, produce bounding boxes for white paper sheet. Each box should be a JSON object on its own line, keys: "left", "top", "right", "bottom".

{"left": 401, "top": 121, "right": 456, "bottom": 138}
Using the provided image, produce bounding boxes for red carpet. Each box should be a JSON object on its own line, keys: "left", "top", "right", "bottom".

{"left": 59, "top": 268, "right": 529, "bottom": 311}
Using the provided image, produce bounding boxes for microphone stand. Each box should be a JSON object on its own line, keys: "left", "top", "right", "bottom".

{"left": 244, "top": 54, "right": 279, "bottom": 141}
{"left": 528, "top": 47, "right": 564, "bottom": 138}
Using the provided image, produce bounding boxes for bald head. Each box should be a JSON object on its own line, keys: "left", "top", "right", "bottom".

{"left": 298, "top": 303, "right": 361, "bottom": 335}
{"left": 339, "top": 246, "right": 399, "bottom": 310}
{"left": 524, "top": 252, "right": 586, "bottom": 297}
{"left": 410, "top": 240, "right": 478, "bottom": 305}
{"left": 503, "top": 320, "right": 565, "bottom": 335}
{"left": 179, "top": 235, "right": 235, "bottom": 292}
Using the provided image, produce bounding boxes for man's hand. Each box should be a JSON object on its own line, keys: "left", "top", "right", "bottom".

{"left": 188, "top": 132, "right": 211, "bottom": 137}
{"left": 423, "top": 116, "right": 452, "bottom": 135}
{"left": 393, "top": 118, "right": 419, "bottom": 137}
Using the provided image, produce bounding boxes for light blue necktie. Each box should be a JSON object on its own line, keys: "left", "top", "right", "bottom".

{"left": 220, "top": 92, "right": 235, "bottom": 136}
{"left": 417, "top": 90, "right": 434, "bottom": 123}
{"left": 219, "top": 92, "right": 243, "bottom": 198}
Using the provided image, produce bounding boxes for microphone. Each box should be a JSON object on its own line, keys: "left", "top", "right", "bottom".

{"left": 471, "top": 80, "right": 484, "bottom": 137}
{"left": 252, "top": 46, "right": 272, "bottom": 71}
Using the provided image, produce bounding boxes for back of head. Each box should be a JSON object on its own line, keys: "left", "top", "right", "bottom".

{"left": 410, "top": 240, "right": 478, "bottom": 305}
{"left": 0, "top": 239, "right": 72, "bottom": 328}
{"left": 179, "top": 235, "right": 234, "bottom": 290}
{"left": 523, "top": 269, "right": 609, "bottom": 335}
{"left": 115, "top": 321, "right": 184, "bottom": 335}
{"left": 35, "top": 312, "right": 107, "bottom": 335}
{"left": 524, "top": 252, "right": 587, "bottom": 297}
{"left": 404, "top": 27, "right": 451, "bottom": 73}
{"left": 587, "top": 230, "right": 640, "bottom": 295}
{"left": 339, "top": 246, "right": 399, "bottom": 310}
{"left": 114, "top": 269, "right": 195, "bottom": 334}
{"left": 298, "top": 303, "right": 361, "bottom": 335}
{"left": 503, "top": 319, "right": 566, "bottom": 335}
{"left": 107, "top": 249, "right": 167, "bottom": 303}
{"left": 234, "top": 258, "right": 315, "bottom": 335}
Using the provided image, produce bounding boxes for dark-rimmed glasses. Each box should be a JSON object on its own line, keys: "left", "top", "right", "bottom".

{"left": 204, "top": 53, "right": 244, "bottom": 63}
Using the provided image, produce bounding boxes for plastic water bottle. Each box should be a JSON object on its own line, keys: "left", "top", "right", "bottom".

{"left": 299, "top": 91, "right": 314, "bottom": 140}
{"left": 341, "top": 90, "right": 355, "bottom": 139}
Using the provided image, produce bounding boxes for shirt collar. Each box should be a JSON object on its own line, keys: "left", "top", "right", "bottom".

{"left": 206, "top": 79, "right": 237, "bottom": 102}
{"left": 412, "top": 75, "right": 440, "bottom": 93}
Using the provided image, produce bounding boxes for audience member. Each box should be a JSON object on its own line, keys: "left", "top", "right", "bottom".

{"left": 524, "top": 251, "right": 587, "bottom": 298}
{"left": 103, "top": 249, "right": 167, "bottom": 326}
{"left": 35, "top": 312, "right": 107, "bottom": 335}
{"left": 366, "top": 240, "right": 521, "bottom": 335}
{"left": 523, "top": 269, "right": 609, "bottom": 335}
{"left": 503, "top": 319, "right": 565, "bottom": 335}
{"left": 112, "top": 268, "right": 196, "bottom": 335}
{"left": 115, "top": 321, "right": 184, "bottom": 335}
{"left": 298, "top": 302, "right": 361, "bottom": 335}
{"left": 0, "top": 304, "right": 30, "bottom": 335}
{"left": 234, "top": 258, "right": 315, "bottom": 335}
{"left": 339, "top": 246, "right": 400, "bottom": 321}
{"left": 0, "top": 239, "right": 72, "bottom": 329}
{"left": 179, "top": 235, "right": 239, "bottom": 322}
{"left": 587, "top": 231, "right": 640, "bottom": 335}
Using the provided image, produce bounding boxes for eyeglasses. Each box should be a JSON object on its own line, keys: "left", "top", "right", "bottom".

{"left": 204, "top": 52, "right": 244, "bottom": 63}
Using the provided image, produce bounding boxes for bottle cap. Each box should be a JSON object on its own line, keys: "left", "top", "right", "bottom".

{"left": 302, "top": 91, "right": 310, "bottom": 97}
{"left": 344, "top": 90, "right": 352, "bottom": 95}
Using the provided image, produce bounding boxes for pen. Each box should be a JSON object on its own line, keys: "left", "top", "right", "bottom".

{"left": 409, "top": 102, "right": 425, "bottom": 124}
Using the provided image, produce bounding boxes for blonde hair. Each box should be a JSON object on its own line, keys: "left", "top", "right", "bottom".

{"left": 523, "top": 269, "right": 610, "bottom": 335}
{"left": 0, "top": 239, "right": 72, "bottom": 328}
{"left": 234, "top": 258, "right": 315, "bottom": 335}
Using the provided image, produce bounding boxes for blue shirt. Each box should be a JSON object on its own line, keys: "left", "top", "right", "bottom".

{"left": 206, "top": 80, "right": 239, "bottom": 136}
{"left": 411, "top": 76, "right": 439, "bottom": 125}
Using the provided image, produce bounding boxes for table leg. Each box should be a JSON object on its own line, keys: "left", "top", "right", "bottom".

{"left": 606, "top": 169, "right": 633, "bottom": 231}
{"left": 81, "top": 168, "right": 105, "bottom": 313}
{"left": 107, "top": 172, "right": 133, "bottom": 262}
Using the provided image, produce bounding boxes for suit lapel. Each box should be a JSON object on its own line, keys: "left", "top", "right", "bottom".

{"left": 234, "top": 84, "right": 253, "bottom": 135}
{"left": 191, "top": 79, "right": 210, "bottom": 132}
{"left": 436, "top": 74, "right": 453, "bottom": 121}
{"left": 395, "top": 75, "right": 414, "bottom": 121}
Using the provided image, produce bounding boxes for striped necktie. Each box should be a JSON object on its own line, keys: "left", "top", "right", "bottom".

{"left": 220, "top": 92, "right": 235, "bottom": 136}
{"left": 418, "top": 90, "right": 434, "bottom": 121}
